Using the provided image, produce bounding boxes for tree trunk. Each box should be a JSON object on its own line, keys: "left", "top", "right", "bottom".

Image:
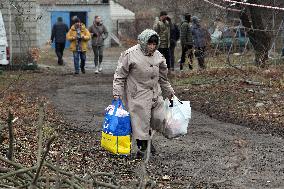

{"left": 239, "top": 0, "right": 271, "bottom": 67}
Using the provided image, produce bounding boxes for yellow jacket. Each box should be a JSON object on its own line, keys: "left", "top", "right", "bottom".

{"left": 66, "top": 24, "right": 91, "bottom": 52}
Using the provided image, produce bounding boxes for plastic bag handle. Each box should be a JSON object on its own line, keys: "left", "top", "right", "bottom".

{"left": 170, "top": 96, "right": 183, "bottom": 107}
{"left": 112, "top": 99, "right": 125, "bottom": 116}
{"left": 112, "top": 99, "right": 125, "bottom": 109}
{"left": 174, "top": 96, "right": 183, "bottom": 104}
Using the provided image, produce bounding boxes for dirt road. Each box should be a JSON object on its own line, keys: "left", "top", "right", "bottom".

{"left": 36, "top": 49, "right": 284, "bottom": 188}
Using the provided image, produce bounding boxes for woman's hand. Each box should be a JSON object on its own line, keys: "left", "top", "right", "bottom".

{"left": 168, "top": 93, "right": 174, "bottom": 100}
{"left": 113, "top": 95, "right": 121, "bottom": 101}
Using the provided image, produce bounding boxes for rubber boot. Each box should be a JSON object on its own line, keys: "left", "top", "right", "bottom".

{"left": 136, "top": 140, "right": 147, "bottom": 159}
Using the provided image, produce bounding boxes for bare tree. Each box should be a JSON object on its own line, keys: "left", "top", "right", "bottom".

{"left": 237, "top": 0, "right": 272, "bottom": 67}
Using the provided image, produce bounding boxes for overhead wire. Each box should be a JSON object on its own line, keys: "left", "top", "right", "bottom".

{"left": 202, "top": 0, "right": 240, "bottom": 12}
{"left": 200, "top": 0, "right": 284, "bottom": 66}
{"left": 201, "top": 0, "right": 283, "bottom": 32}
{"left": 223, "top": 0, "right": 284, "bottom": 11}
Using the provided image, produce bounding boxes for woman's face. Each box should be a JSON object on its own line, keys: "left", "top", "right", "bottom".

{"left": 147, "top": 43, "right": 157, "bottom": 55}
{"left": 95, "top": 17, "right": 102, "bottom": 24}
{"left": 75, "top": 22, "right": 82, "bottom": 28}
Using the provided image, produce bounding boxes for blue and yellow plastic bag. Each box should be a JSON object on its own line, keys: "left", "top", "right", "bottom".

{"left": 101, "top": 99, "right": 131, "bottom": 155}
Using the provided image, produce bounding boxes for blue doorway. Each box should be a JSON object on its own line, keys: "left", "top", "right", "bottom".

{"left": 51, "top": 11, "right": 70, "bottom": 48}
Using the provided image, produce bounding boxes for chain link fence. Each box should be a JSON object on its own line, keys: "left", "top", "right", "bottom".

{"left": 117, "top": 18, "right": 284, "bottom": 69}
{"left": 113, "top": 18, "right": 154, "bottom": 46}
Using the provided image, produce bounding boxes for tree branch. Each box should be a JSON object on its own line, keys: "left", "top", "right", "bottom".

{"left": 45, "top": 163, "right": 87, "bottom": 183}
{"left": 138, "top": 130, "right": 156, "bottom": 189}
{"left": 88, "top": 172, "right": 120, "bottom": 189}
{"left": 0, "top": 166, "right": 36, "bottom": 180}
{"left": 31, "top": 135, "right": 56, "bottom": 187}
{"left": 0, "top": 155, "right": 34, "bottom": 179}
{"left": 36, "top": 102, "right": 45, "bottom": 167}
{"left": 7, "top": 111, "right": 14, "bottom": 161}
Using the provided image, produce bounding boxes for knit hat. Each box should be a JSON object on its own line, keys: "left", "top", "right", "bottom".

{"left": 192, "top": 16, "right": 200, "bottom": 24}
{"left": 184, "top": 14, "right": 191, "bottom": 22}
{"left": 72, "top": 16, "right": 81, "bottom": 23}
{"left": 160, "top": 11, "right": 168, "bottom": 17}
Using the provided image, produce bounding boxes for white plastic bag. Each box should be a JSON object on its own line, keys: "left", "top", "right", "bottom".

{"left": 164, "top": 96, "right": 191, "bottom": 139}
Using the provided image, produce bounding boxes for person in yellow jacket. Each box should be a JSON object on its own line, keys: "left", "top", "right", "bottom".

{"left": 66, "top": 17, "right": 91, "bottom": 74}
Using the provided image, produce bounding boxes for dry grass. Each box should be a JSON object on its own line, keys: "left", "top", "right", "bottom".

{"left": 173, "top": 64, "right": 284, "bottom": 136}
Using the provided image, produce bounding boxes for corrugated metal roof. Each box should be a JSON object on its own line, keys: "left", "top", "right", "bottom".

{"left": 38, "top": 0, "right": 109, "bottom": 6}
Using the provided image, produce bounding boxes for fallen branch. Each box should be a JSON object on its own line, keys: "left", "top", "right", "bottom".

{"left": 7, "top": 111, "right": 14, "bottom": 161}
{"left": 18, "top": 177, "right": 65, "bottom": 188}
{"left": 36, "top": 102, "right": 45, "bottom": 167}
{"left": 0, "top": 167, "right": 11, "bottom": 173}
{"left": 88, "top": 171, "right": 120, "bottom": 186}
{"left": 0, "top": 184, "right": 17, "bottom": 188}
{"left": 0, "top": 156, "right": 34, "bottom": 179}
{"left": 0, "top": 72, "right": 23, "bottom": 98}
{"left": 5, "top": 177, "right": 21, "bottom": 187}
{"left": 64, "top": 178, "right": 84, "bottom": 189}
{"left": 138, "top": 130, "right": 156, "bottom": 189}
{"left": 55, "top": 151, "right": 61, "bottom": 189}
{"left": 242, "top": 79, "right": 264, "bottom": 86}
{"left": 88, "top": 172, "right": 120, "bottom": 189}
{"left": 0, "top": 166, "right": 37, "bottom": 180}
{"left": 31, "top": 135, "right": 57, "bottom": 187}
{"left": 45, "top": 163, "right": 87, "bottom": 183}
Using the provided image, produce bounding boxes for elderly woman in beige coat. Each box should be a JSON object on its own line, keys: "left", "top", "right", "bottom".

{"left": 113, "top": 29, "right": 174, "bottom": 158}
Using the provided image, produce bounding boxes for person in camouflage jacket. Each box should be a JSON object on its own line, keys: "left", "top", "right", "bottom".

{"left": 179, "top": 14, "right": 194, "bottom": 70}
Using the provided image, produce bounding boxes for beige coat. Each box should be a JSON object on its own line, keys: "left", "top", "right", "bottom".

{"left": 113, "top": 29, "right": 174, "bottom": 140}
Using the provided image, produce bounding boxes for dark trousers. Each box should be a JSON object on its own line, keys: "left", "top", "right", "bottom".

{"left": 194, "top": 47, "right": 206, "bottom": 69}
{"left": 180, "top": 45, "right": 193, "bottom": 65}
{"left": 55, "top": 42, "right": 65, "bottom": 65}
{"left": 73, "top": 51, "right": 86, "bottom": 73}
{"left": 158, "top": 48, "right": 170, "bottom": 69}
{"left": 169, "top": 45, "right": 176, "bottom": 70}
{"left": 92, "top": 46, "right": 104, "bottom": 66}
{"left": 282, "top": 48, "right": 284, "bottom": 57}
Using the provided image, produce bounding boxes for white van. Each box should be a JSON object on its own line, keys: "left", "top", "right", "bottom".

{"left": 0, "top": 10, "right": 9, "bottom": 65}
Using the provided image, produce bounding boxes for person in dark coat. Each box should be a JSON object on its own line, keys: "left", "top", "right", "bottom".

{"left": 153, "top": 11, "right": 171, "bottom": 69}
{"left": 191, "top": 16, "right": 208, "bottom": 69}
{"left": 179, "top": 14, "right": 194, "bottom": 70}
{"left": 88, "top": 16, "right": 109, "bottom": 73}
{"left": 50, "top": 17, "right": 69, "bottom": 65}
{"left": 166, "top": 16, "right": 180, "bottom": 71}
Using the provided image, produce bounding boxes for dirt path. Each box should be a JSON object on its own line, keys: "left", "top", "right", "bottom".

{"left": 36, "top": 48, "right": 284, "bottom": 188}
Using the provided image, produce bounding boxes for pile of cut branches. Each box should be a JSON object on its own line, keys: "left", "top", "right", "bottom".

{"left": 0, "top": 105, "right": 121, "bottom": 189}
